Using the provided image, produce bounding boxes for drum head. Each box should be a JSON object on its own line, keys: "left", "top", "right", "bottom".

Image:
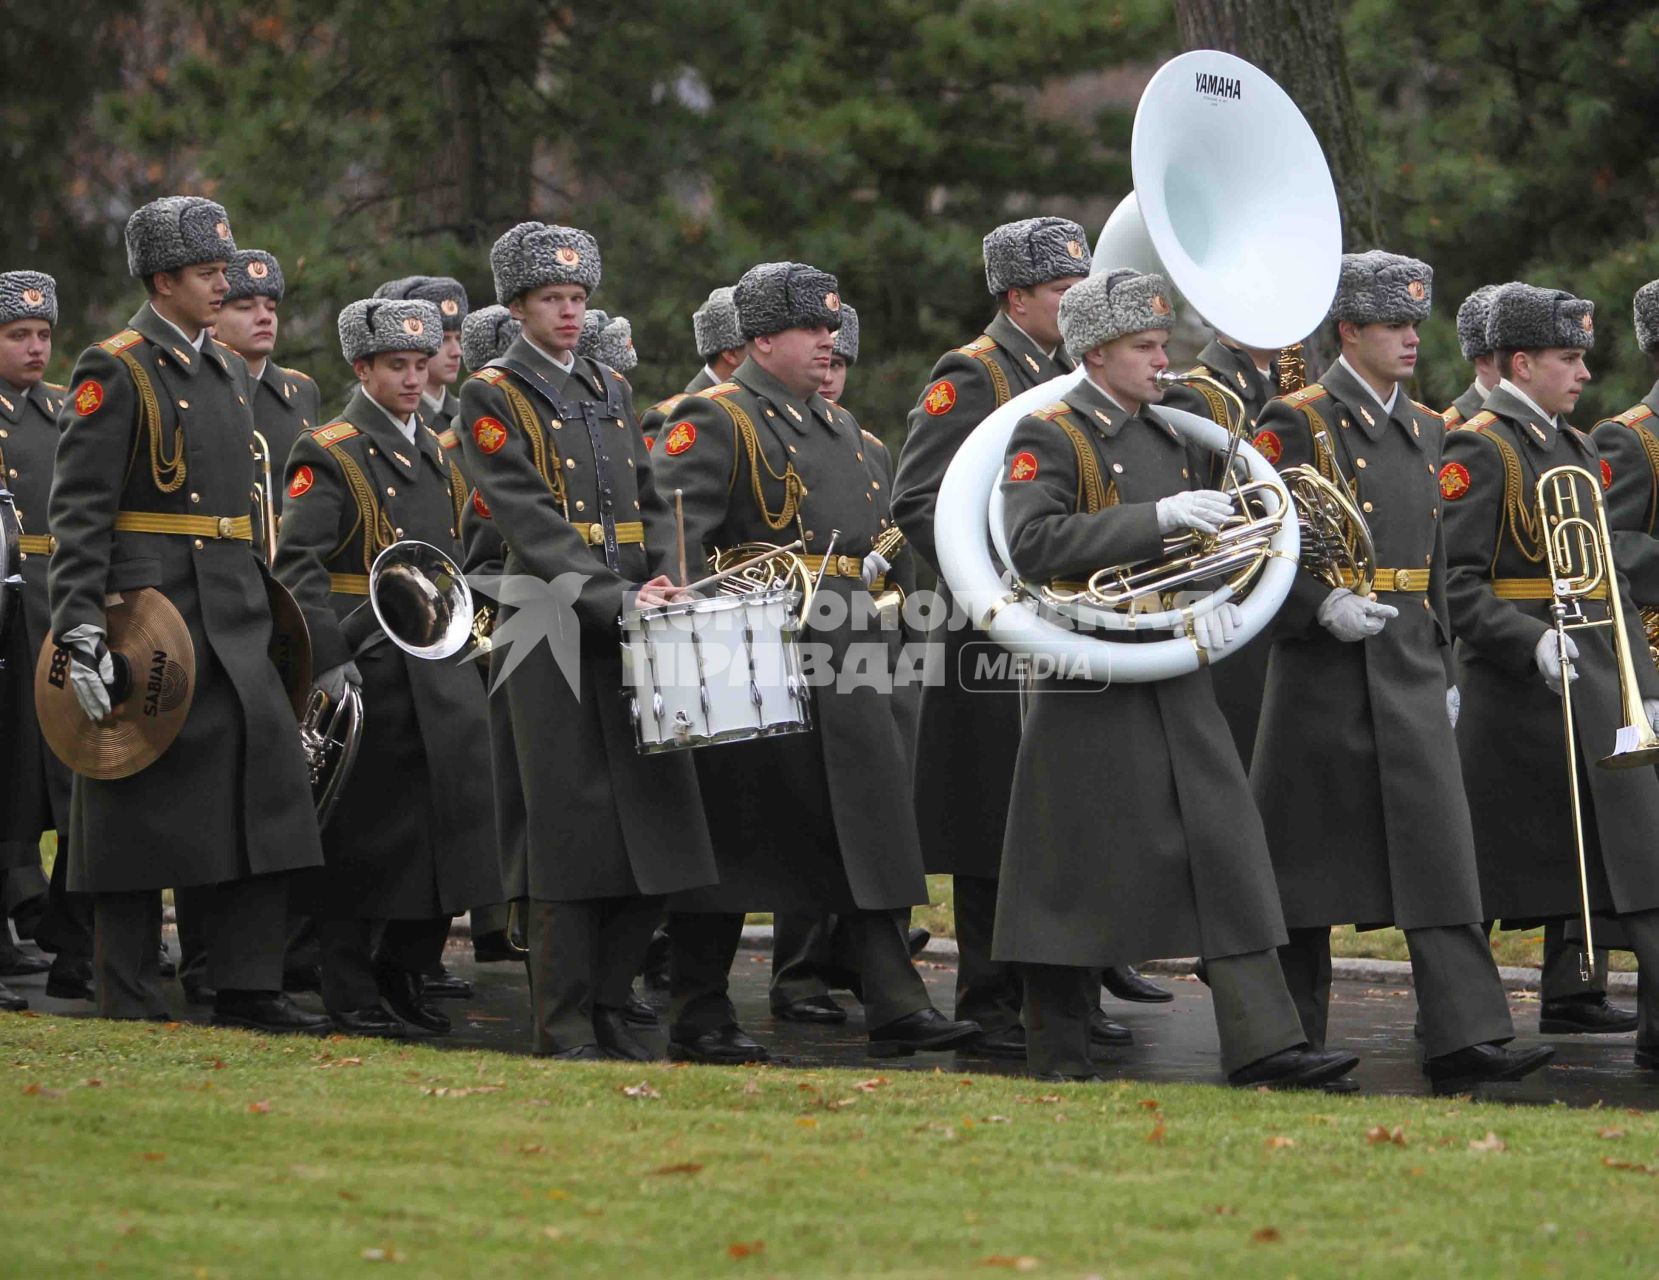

{"left": 35, "top": 588, "right": 196, "bottom": 780}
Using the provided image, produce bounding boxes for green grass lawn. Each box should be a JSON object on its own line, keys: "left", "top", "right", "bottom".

{"left": 4, "top": 1018, "right": 1658, "bottom": 1277}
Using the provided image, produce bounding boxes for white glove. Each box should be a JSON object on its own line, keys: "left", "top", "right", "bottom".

{"left": 860, "top": 551, "right": 891, "bottom": 588}
{"left": 1646, "top": 698, "right": 1659, "bottom": 734}
{"left": 1534, "top": 630, "right": 1579, "bottom": 695}
{"left": 1192, "top": 602, "right": 1243, "bottom": 652}
{"left": 60, "top": 623, "right": 115, "bottom": 722}
{"left": 316, "top": 661, "right": 362, "bottom": 705}
{"left": 1317, "top": 587, "right": 1397, "bottom": 642}
{"left": 1446, "top": 685, "right": 1460, "bottom": 728}
{"left": 1155, "top": 489, "right": 1234, "bottom": 535}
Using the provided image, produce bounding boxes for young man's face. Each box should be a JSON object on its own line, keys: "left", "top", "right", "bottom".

{"left": 429, "top": 330, "right": 462, "bottom": 390}
{"left": 0, "top": 319, "right": 52, "bottom": 388}
{"left": 1007, "top": 276, "right": 1082, "bottom": 351}
{"left": 511, "top": 284, "right": 588, "bottom": 355}
{"left": 154, "top": 261, "right": 230, "bottom": 331}
{"left": 1088, "top": 330, "right": 1170, "bottom": 410}
{"left": 355, "top": 351, "right": 430, "bottom": 417}
{"left": 1515, "top": 347, "right": 1591, "bottom": 418}
{"left": 753, "top": 325, "right": 834, "bottom": 398}
{"left": 213, "top": 295, "right": 279, "bottom": 361}
{"left": 1342, "top": 320, "right": 1420, "bottom": 387}
{"left": 818, "top": 354, "right": 849, "bottom": 404}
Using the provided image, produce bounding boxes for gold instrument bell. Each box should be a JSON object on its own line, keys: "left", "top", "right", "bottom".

{"left": 34, "top": 588, "right": 196, "bottom": 779}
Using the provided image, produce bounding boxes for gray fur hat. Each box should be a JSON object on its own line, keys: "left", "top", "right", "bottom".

{"left": 0, "top": 271, "right": 58, "bottom": 327}
{"left": 1058, "top": 269, "right": 1175, "bottom": 358}
{"left": 1486, "top": 282, "right": 1595, "bottom": 352}
{"left": 490, "top": 222, "right": 601, "bottom": 305}
{"left": 460, "top": 304, "right": 521, "bottom": 372}
{"left": 337, "top": 298, "right": 443, "bottom": 363}
{"left": 1634, "top": 281, "right": 1659, "bottom": 354}
{"left": 833, "top": 304, "right": 860, "bottom": 363}
{"left": 982, "top": 216, "right": 1091, "bottom": 296}
{"left": 125, "top": 195, "right": 235, "bottom": 279}
{"left": 734, "top": 262, "right": 843, "bottom": 340}
{"left": 1455, "top": 284, "right": 1505, "bottom": 361}
{"left": 374, "top": 275, "right": 468, "bottom": 330}
{"left": 693, "top": 286, "right": 742, "bottom": 359}
{"left": 578, "top": 309, "right": 637, "bottom": 372}
{"left": 1332, "top": 250, "right": 1432, "bottom": 325}
{"left": 223, "top": 249, "right": 284, "bottom": 304}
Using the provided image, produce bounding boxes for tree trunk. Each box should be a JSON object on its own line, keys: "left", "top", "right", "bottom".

{"left": 1173, "top": 0, "right": 1382, "bottom": 250}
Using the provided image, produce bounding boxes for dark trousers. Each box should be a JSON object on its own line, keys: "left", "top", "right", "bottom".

{"left": 1024, "top": 949, "right": 1303, "bottom": 1078}
{"left": 527, "top": 895, "right": 663, "bottom": 1055}
{"left": 770, "top": 912, "right": 835, "bottom": 1007}
{"left": 29, "top": 838, "right": 94, "bottom": 961}
{"left": 471, "top": 902, "right": 512, "bottom": 940}
{"left": 317, "top": 915, "right": 450, "bottom": 1014}
{"left": 952, "top": 874, "right": 1021, "bottom": 1033}
{"left": 94, "top": 876, "right": 288, "bottom": 1019}
{"left": 1611, "top": 908, "right": 1659, "bottom": 1053}
{"left": 1280, "top": 923, "right": 1513, "bottom": 1059}
{"left": 1540, "top": 918, "right": 1610, "bottom": 1004}
{"left": 671, "top": 909, "right": 930, "bottom": 1038}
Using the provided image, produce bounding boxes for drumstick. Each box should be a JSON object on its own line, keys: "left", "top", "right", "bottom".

{"left": 682, "top": 540, "right": 805, "bottom": 594}
{"left": 674, "top": 489, "right": 688, "bottom": 588}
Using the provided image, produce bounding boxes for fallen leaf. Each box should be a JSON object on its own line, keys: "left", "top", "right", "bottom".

{"left": 985, "top": 1115, "right": 1012, "bottom": 1124}
{"left": 795, "top": 1117, "right": 817, "bottom": 1129}
{"left": 977, "top": 1256, "right": 1039, "bottom": 1271}
{"left": 83, "top": 1078, "right": 104, "bottom": 1088}
{"left": 247, "top": 1101, "right": 272, "bottom": 1114}
{"left": 796, "top": 1083, "right": 818, "bottom": 1093}
{"left": 318, "top": 1057, "right": 363, "bottom": 1070}
{"left": 727, "top": 1240, "right": 765, "bottom": 1259}
{"left": 360, "top": 1246, "right": 404, "bottom": 1262}
{"left": 957, "top": 1078, "right": 974, "bottom": 1087}
{"left": 1265, "top": 1136, "right": 1296, "bottom": 1150}
{"left": 22, "top": 1084, "right": 65, "bottom": 1099}
{"left": 208, "top": 1060, "right": 225, "bottom": 1070}
{"left": 1146, "top": 1120, "right": 1166, "bottom": 1145}
{"left": 654, "top": 1162, "right": 704, "bottom": 1176}
{"left": 1207, "top": 1205, "right": 1236, "bottom": 1216}
{"left": 141, "top": 1152, "right": 166, "bottom": 1163}
{"left": 1138, "top": 1098, "right": 1160, "bottom": 1110}
{"left": 423, "top": 1085, "right": 505, "bottom": 1098}
{"left": 1602, "top": 1157, "right": 1659, "bottom": 1176}
{"left": 339, "top": 1190, "right": 359, "bottom": 1201}
{"left": 1366, "top": 1126, "right": 1407, "bottom": 1147}
{"left": 742, "top": 1080, "right": 761, "bottom": 1096}
{"left": 622, "top": 1082, "right": 661, "bottom": 1100}
{"left": 853, "top": 1077, "right": 889, "bottom": 1092}
{"left": 541, "top": 1227, "right": 564, "bottom": 1241}
{"left": 1598, "top": 1128, "right": 1626, "bottom": 1140}
{"left": 1468, "top": 1131, "right": 1507, "bottom": 1153}
{"left": 1252, "top": 1227, "right": 1282, "bottom": 1243}
{"left": 1036, "top": 1095, "right": 1062, "bottom": 1105}
{"left": 520, "top": 1144, "right": 546, "bottom": 1155}
{"left": 545, "top": 1189, "right": 569, "bottom": 1200}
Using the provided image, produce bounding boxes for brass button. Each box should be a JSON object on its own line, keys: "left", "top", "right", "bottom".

{"left": 871, "top": 480, "right": 881, "bottom": 489}
{"left": 302, "top": 419, "right": 310, "bottom": 428}
{"left": 575, "top": 500, "right": 585, "bottom": 512}
{"left": 1355, "top": 457, "right": 1367, "bottom": 469}
{"left": 193, "top": 538, "right": 204, "bottom": 550}
{"left": 178, "top": 399, "right": 190, "bottom": 409}
{"left": 1422, "top": 599, "right": 1432, "bottom": 612}
{"left": 6, "top": 468, "right": 15, "bottom": 478}
{"left": 1424, "top": 553, "right": 1432, "bottom": 565}
{"left": 1362, "top": 501, "right": 1373, "bottom": 513}
{"left": 627, "top": 458, "right": 635, "bottom": 468}
{"left": 238, "top": 395, "right": 246, "bottom": 405}
{"left": 866, "top": 493, "right": 872, "bottom": 502}
{"left": 856, "top": 451, "right": 864, "bottom": 461}
{"left": 788, "top": 445, "right": 798, "bottom": 454}
{"left": 189, "top": 492, "right": 201, "bottom": 504}
{"left": 369, "top": 447, "right": 378, "bottom": 456}
{"left": 1182, "top": 468, "right": 1189, "bottom": 478}
{"left": 633, "top": 500, "right": 640, "bottom": 510}
{"left": 550, "top": 419, "right": 562, "bottom": 430}
{"left": 0, "top": 429, "right": 8, "bottom": 438}
{"left": 805, "top": 531, "right": 815, "bottom": 541}
{"left": 450, "top": 527, "right": 456, "bottom": 537}
{"left": 395, "top": 527, "right": 404, "bottom": 538}
{"left": 1112, "top": 463, "right": 1124, "bottom": 474}
{"left": 565, "top": 458, "right": 576, "bottom": 470}
{"left": 880, "top": 517, "right": 889, "bottom": 528}
{"left": 1367, "top": 591, "right": 1378, "bottom": 602}
{"left": 386, "top": 486, "right": 396, "bottom": 496}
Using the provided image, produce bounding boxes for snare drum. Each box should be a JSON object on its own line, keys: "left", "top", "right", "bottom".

{"left": 621, "top": 588, "right": 811, "bottom": 753}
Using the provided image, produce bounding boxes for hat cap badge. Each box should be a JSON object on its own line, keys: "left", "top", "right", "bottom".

{"left": 1066, "top": 239, "right": 1085, "bottom": 260}
{"left": 403, "top": 316, "right": 424, "bottom": 335}
{"left": 555, "top": 246, "right": 581, "bottom": 266}
{"left": 1580, "top": 312, "right": 1594, "bottom": 333}
{"left": 22, "top": 288, "right": 43, "bottom": 306}
{"left": 1407, "top": 280, "right": 1427, "bottom": 300}
{"left": 248, "top": 261, "right": 269, "bottom": 279}
{"left": 214, "top": 221, "right": 230, "bottom": 240}
{"left": 440, "top": 298, "right": 459, "bottom": 316}
{"left": 1150, "top": 294, "right": 1171, "bottom": 315}
{"left": 824, "top": 292, "right": 841, "bottom": 311}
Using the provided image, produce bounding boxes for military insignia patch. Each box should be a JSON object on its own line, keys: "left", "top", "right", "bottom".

{"left": 923, "top": 381, "right": 957, "bottom": 416}
{"left": 1251, "top": 429, "right": 1282, "bottom": 464}
{"left": 473, "top": 416, "right": 508, "bottom": 454}
{"left": 1601, "top": 459, "right": 1613, "bottom": 490}
{"left": 472, "top": 490, "right": 492, "bottom": 519}
{"left": 664, "top": 422, "right": 696, "bottom": 456}
{"left": 436, "top": 429, "right": 459, "bottom": 450}
{"left": 1439, "top": 461, "right": 1471, "bottom": 500}
{"left": 73, "top": 381, "right": 104, "bottom": 416}
{"left": 287, "top": 465, "right": 314, "bottom": 499}
{"left": 1008, "top": 451, "right": 1038, "bottom": 482}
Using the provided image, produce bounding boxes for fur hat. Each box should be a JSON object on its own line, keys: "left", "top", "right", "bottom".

{"left": 490, "top": 222, "right": 601, "bottom": 305}
{"left": 337, "top": 298, "right": 443, "bottom": 363}
{"left": 125, "top": 196, "right": 236, "bottom": 279}
{"left": 1332, "top": 250, "right": 1433, "bottom": 325}
{"left": 374, "top": 275, "right": 468, "bottom": 330}
{"left": 1634, "top": 281, "right": 1659, "bottom": 354}
{"left": 1486, "top": 283, "right": 1595, "bottom": 352}
{"left": 982, "top": 217, "right": 1091, "bottom": 296}
{"left": 223, "top": 250, "right": 284, "bottom": 304}
{"left": 578, "top": 309, "right": 637, "bottom": 372}
{"left": 1455, "top": 284, "right": 1505, "bottom": 361}
{"left": 0, "top": 271, "right": 58, "bottom": 327}
{"left": 460, "top": 304, "right": 521, "bottom": 372}
{"left": 1058, "top": 269, "right": 1175, "bottom": 358}
{"left": 693, "top": 286, "right": 742, "bottom": 359}
{"left": 832, "top": 304, "right": 860, "bottom": 363}
{"left": 734, "top": 262, "right": 843, "bottom": 340}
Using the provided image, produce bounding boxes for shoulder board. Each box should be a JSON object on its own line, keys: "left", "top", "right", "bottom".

{"left": 954, "top": 335, "right": 997, "bottom": 357}
{"left": 44, "top": 381, "right": 66, "bottom": 394}
{"left": 279, "top": 365, "right": 315, "bottom": 384}
{"left": 703, "top": 381, "right": 741, "bottom": 399}
{"left": 1280, "top": 384, "right": 1328, "bottom": 408}
{"left": 1441, "top": 406, "right": 1464, "bottom": 428}
{"left": 471, "top": 368, "right": 509, "bottom": 386}
{"left": 610, "top": 369, "right": 626, "bottom": 383}
{"left": 1031, "top": 401, "right": 1073, "bottom": 422}
{"left": 1613, "top": 404, "right": 1656, "bottom": 428}
{"left": 860, "top": 428, "right": 883, "bottom": 445}
{"left": 209, "top": 338, "right": 240, "bottom": 359}
{"left": 1411, "top": 399, "right": 1435, "bottom": 418}
{"left": 311, "top": 421, "right": 360, "bottom": 448}
{"left": 651, "top": 394, "right": 688, "bottom": 416}
{"left": 436, "top": 428, "right": 460, "bottom": 450}
{"left": 98, "top": 328, "right": 143, "bottom": 355}
{"left": 1458, "top": 410, "right": 1499, "bottom": 433}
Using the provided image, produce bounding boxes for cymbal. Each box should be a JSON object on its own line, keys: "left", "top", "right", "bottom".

{"left": 264, "top": 573, "right": 313, "bottom": 718}
{"left": 35, "top": 588, "right": 196, "bottom": 780}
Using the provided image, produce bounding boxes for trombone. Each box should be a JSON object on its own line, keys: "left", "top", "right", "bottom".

{"left": 1535, "top": 464, "right": 1659, "bottom": 980}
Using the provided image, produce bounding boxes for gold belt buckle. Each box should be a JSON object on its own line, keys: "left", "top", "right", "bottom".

{"left": 217, "top": 516, "right": 234, "bottom": 539}
{"left": 1393, "top": 569, "right": 1412, "bottom": 593}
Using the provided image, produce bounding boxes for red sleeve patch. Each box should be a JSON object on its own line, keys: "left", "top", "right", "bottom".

{"left": 73, "top": 380, "right": 104, "bottom": 416}
{"left": 472, "top": 416, "right": 508, "bottom": 455}
{"left": 1007, "top": 451, "right": 1038, "bottom": 482}
{"left": 664, "top": 422, "right": 696, "bottom": 456}
{"left": 1601, "top": 458, "right": 1613, "bottom": 490}
{"left": 286, "top": 465, "right": 314, "bottom": 499}
{"left": 1439, "top": 461, "right": 1471, "bottom": 500}
{"left": 471, "top": 490, "right": 492, "bottom": 519}
{"left": 1251, "top": 429, "right": 1282, "bottom": 464}
{"left": 923, "top": 380, "right": 957, "bottom": 416}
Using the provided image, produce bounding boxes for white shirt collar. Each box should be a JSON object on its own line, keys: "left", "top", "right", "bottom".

{"left": 1086, "top": 372, "right": 1130, "bottom": 415}
{"left": 370, "top": 395, "right": 420, "bottom": 444}
{"left": 420, "top": 388, "right": 445, "bottom": 415}
{"left": 1496, "top": 377, "right": 1559, "bottom": 427}
{"left": 245, "top": 356, "right": 267, "bottom": 382}
{"left": 701, "top": 364, "right": 721, "bottom": 385}
{"left": 524, "top": 332, "right": 575, "bottom": 373}
{"left": 149, "top": 303, "right": 205, "bottom": 351}
{"left": 1007, "top": 315, "right": 1057, "bottom": 360}
{"left": 1337, "top": 354, "right": 1398, "bottom": 416}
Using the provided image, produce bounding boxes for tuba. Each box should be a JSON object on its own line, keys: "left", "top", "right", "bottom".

{"left": 937, "top": 50, "right": 1342, "bottom": 683}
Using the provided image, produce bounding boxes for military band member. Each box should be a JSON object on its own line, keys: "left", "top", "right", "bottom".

{"left": 893, "top": 217, "right": 1114, "bottom": 1058}
{"left": 1441, "top": 285, "right": 1505, "bottom": 430}
{"left": 1444, "top": 282, "right": 1659, "bottom": 1071}
{"left": 457, "top": 221, "right": 718, "bottom": 1060}
{"left": 639, "top": 286, "right": 744, "bottom": 449}
{"left": 0, "top": 271, "right": 93, "bottom": 1007}
{"left": 1251, "top": 252, "right": 1552, "bottom": 1086}
{"left": 375, "top": 276, "right": 468, "bottom": 432}
{"left": 272, "top": 298, "right": 502, "bottom": 1036}
{"left": 654, "top": 261, "right": 979, "bottom": 1062}
{"left": 48, "top": 196, "right": 329, "bottom": 1030}
{"left": 995, "top": 268, "right": 1358, "bottom": 1087}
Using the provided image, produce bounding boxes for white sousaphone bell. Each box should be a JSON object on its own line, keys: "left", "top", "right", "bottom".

{"left": 935, "top": 49, "right": 1343, "bottom": 683}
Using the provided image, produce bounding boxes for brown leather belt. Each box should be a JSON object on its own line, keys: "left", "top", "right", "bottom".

{"left": 114, "top": 512, "right": 253, "bottom": 542}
